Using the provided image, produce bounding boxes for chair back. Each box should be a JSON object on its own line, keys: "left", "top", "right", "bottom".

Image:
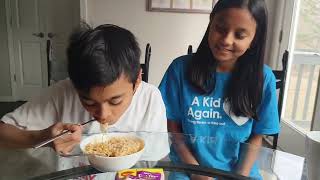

{"left": 273, "top": 50, "right": 289, "bottom": 117}
{"left": 271, "top": 50, "right": 289, "bottom": 149}
{"left": 141, "top": 43, "right": 151, "bottom": 82}
{"left": 188, "top": 45, "right": 193, "bottom": 55}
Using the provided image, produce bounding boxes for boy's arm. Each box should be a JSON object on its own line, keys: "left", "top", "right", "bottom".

{"left": 0, "top": 121, "right": 48, "bottom": 148}
{"left": 0, "top": 81, "right": 82, "bottom": 153}
{"left": 0, "top": 92, "right": 58, "bottom": 148}
{"left": 0, "top": 121, "right": 82, "bottom": 154}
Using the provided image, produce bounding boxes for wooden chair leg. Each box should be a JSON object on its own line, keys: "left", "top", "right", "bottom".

{"left": 272, "top": 134, "right": 279, "bottom": 150}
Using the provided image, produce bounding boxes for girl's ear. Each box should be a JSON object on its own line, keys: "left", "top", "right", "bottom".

{"left": 247, "top": 40, "right": 256, "bottom": 54}
{"left": 210, "top": 12, "right": 214, "bottom": 21}
{"left": 250, "top": 34, "right": 258, "bottom": 49}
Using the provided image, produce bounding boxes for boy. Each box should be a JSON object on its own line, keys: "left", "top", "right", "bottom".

{"left": 0, "top": 24, "right": 168, "bottom": 160}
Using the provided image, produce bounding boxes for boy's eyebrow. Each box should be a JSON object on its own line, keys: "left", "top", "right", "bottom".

{"left": 79, "top": 93, "right": 125, "bottom": 102}
{"left": 109, "top": 94, "right": 125, "bottom": 100}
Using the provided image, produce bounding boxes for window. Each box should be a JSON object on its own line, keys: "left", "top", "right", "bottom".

{"left": 295, "top": 0, "right": 320, "bottom": 52}
{"left": 283, "top": 0, "right": 320, "bottom": 132}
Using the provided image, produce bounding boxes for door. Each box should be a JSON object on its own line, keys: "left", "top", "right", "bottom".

{"left": 10, "top": 0, "right": 80, "bottom": 101}
{"left": 10, "top": 0, "right": 47, "bottom": 101}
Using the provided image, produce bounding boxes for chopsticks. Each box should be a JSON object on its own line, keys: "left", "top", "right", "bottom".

{"left": 33, "top": 119, "right": 96, "bottom": 149}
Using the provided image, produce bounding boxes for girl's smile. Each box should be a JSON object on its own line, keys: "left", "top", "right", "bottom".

{"left": 215, "top": 45, "right": 233, "bottom": 53}
{"left": 208, "top": 8, "right": 257, "bottom": 71}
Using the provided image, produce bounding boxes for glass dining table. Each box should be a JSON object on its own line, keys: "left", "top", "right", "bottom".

{"left": 0, "top": 132, "right": 308, "bottom": 180}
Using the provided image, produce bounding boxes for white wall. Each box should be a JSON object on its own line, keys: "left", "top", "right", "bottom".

{"left": 0, "top": 0, "right": 278, "bottom": 101}
{"left": 86, "top": 0, "right": 277, "bottom": 85}
{"left": 87, "top": 0, "right": 209, "bottom": 85}
{"left": 264, "top": 0, "right": 278, "bottom": 68}
{"left": 0, "top": 0, "right": 12, "bottom": 97}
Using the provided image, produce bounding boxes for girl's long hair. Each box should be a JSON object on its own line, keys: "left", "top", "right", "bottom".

{"left": 187, "top": 0, "right": 267, "bottom": 119}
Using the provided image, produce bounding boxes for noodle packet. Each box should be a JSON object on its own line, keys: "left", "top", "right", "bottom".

{"left": 115, "top": 168, "right": 165, "bottom": 180}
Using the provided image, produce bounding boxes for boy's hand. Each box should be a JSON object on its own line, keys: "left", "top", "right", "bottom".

{"left": 46, "top": 122, "right": 83, "bottom": 155}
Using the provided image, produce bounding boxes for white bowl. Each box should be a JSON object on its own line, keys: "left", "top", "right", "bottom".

{"left": 80, "top": 133, "right": 145, "bottom": 172}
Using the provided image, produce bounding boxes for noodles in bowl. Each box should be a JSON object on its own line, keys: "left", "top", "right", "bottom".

{"left": 85, "top": 136, "right": 144, "bottom": 157}
{"left": 80, "top": 133, "right": 145, "bottom": 172}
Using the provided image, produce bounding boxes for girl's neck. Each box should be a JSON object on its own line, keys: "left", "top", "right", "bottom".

{"left": 216, "top": 61, "right": 236, "bottom": 73}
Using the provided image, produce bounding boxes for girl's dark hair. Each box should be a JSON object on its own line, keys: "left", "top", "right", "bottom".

{"left": 187, "top": 0, "right": 267, "bottom": 119}
{"left": 67, "top": 23, "right": 141, "bottom": 93}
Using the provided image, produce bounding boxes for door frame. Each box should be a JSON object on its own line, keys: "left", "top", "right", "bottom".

{"left": 311, "top": 73, "right": 320, "bottom": 131}
{"left": 280, "top": 0, "right": 301, "bottom": 118}
{"left": 80, "top": 0, "right": 88, "bottom": 22}
{"left": 267, "top": 0, "right": 285, "bottom": 69}
{"left": 1, "top": 0, "right": 17, "bottom": 102}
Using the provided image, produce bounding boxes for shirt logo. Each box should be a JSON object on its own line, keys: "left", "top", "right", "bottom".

{"left": 188, "top": 96, "right": 222, "bottom": 120}
{"left": 223, "top": 101, "right": 249, "bottom": 126}
{"left": 187, "top": 96, "right": 225, "bottom": 126}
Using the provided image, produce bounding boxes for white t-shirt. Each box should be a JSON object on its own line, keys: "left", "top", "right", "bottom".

{"left": 2, "top": 79, "right": 167, "bottom": 134}
{"left": 1, "top": 79, "right": 169, "bottom": 178}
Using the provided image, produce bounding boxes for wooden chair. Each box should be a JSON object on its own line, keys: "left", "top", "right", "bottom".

{"left": 141, "top": 43, "right": 151, "bottom": 82}
{"left": 187, "top": 45, "right": 193, "bottom": 55}
{"left": 270, "top": 50, "right": 289, "bottom": 149}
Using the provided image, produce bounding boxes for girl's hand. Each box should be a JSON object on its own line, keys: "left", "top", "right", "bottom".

{"left": 46, "top": 122, "right": 83, "bottom": 155}
{"left": 191, "top": 174, "right": 212, "bottom": 180}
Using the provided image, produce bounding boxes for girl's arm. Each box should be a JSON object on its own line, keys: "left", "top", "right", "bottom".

{"left": 235, "top": 68, "right": 280, "bottom": 176}
{"left": 168, "top": 120, "right": 199, "bottom": 165}
{"left": 236, "top": 134, "right": 263, "bottom": 176}
{"left": 168, "top": 121, "right": 211, "bottom": 180}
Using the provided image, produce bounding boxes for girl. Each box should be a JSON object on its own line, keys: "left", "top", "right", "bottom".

{"left": 159, "top": 0, "right": 280, "bottom": 179}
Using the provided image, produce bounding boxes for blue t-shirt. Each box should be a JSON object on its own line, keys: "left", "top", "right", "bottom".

{"left": 159, "top": 55, "right": 280, "bottom": 180}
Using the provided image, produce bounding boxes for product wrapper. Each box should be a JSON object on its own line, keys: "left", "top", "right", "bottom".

{"left": 116, "top": 168, "right": 165, "bottom": 180}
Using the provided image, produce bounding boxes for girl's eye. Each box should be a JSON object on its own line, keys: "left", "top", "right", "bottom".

{"left": 235, "top": 32, "right": 246, "bottom": 40}
{"left": 215, "top": 25, "right": 225, "bottom": 33}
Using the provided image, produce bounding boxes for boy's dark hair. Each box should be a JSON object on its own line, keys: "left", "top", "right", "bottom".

{"left": 187, "top": 0, "right": 267, "bottom": 119}
{"left": 67, "top": 23, "right": 141, "bottom": 93}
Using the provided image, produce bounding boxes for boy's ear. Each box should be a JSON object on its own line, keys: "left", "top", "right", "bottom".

{"left": 138, "top": 68, "right": 142, "bottom": 82}
{"left": 134, "top": 68, "right": 142, "bottom": 91}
